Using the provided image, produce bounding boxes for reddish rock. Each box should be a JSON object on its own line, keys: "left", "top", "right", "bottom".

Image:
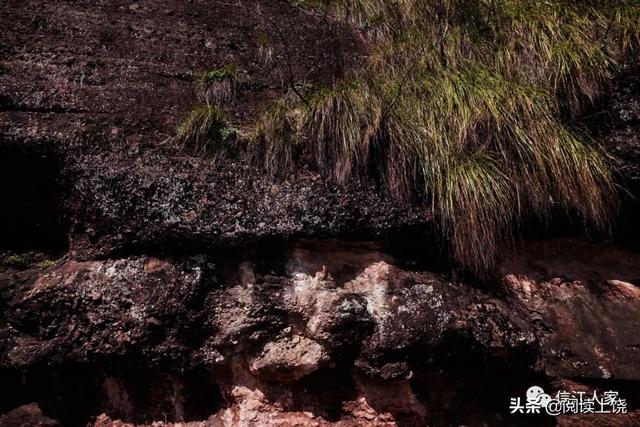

{"left": 249, "top": 335, "right": 329, "bottom": 381}
{"left": 0, "top": 403, "right": 60, "bottom": 427}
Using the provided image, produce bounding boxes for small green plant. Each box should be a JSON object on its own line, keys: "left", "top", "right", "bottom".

{"left": 35, "top": 259, "right": 59, "bottom": 269}
{"left": 176, "top": 64, "right": 243, "bottom": 156}
{"left": 3, "top": 254, "right": 30, "bottom": 269}
{"left": 197, "top": 65, "right": 238, "bottom": 105}
{"left": 257, "top": 31, "right": 274, "bottom": 66}
{"left": 177, "top": 104, "right": 238, "bottom": 155}
{"left": 254, "top": 98, "right": 307, "bottom": 174}
{"left": 0, "top": 252, "right": 62, "bottom": 271}
{"left": 198, "top": 65, "right": 237, "bottom": 83}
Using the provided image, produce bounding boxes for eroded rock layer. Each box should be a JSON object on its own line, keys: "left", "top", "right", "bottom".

{"left": 1, "top": 240, "right": 640, "bottom": 426}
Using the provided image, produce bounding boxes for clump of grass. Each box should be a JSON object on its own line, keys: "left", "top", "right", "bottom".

{"left": 386, "top": 63, "right": 613, "bottom": 272}
{"left": 3, "top": 254, "right": 31, "bottom": 269}
{"left": 177, "top": 104, "right": 238, "bottom": 155}
{"left": 256, "top": 31, "right": 274, "bottom": 66}
{"left": 254, "top": 97, "right": 307, "bottom": 175}
{"left": 175, "top": 65, "right": 242, "bottom": 156}
{"left": 305, "top": 80, "right": 384, "bottom": 183}
{"left": 252, "top": 0, "right": 633, "bottom": 273}
{"left": 0, "top": 252, "right": 63, "bottom": 271}
{"left": 197, "top": 65, "right": 238, "bottom": 105}
{"left": 327, "top": 0, "right": 639, "bottom": 113}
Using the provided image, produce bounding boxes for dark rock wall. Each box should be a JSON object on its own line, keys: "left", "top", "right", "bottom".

{"left": 2, "top": 240, "right": 640, "bottom": 426}
{"left": 606, "top": 58, "right": 640, "bottom": 249}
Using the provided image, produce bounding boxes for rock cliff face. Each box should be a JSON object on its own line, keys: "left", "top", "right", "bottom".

{"left": 2, "top": 240, "right": 640, "bottom": 426}
{"left": 1, "top": 1, "right": 639, "bottom": 426}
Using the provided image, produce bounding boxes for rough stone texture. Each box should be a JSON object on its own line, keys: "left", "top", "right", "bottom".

{"left": 64, "top": 151, "right": 427, "bottom": 259}
{"left": 1, "top": 239, "right": 640, "bottom": 425}
{"left": 0, "top": 0, "right": 363, "bottom": 132}
{"left": 605, "top": 57, "right": 640, "bottom": 248}
{"left": 608, "top": 58, "right": 640, "bottom": 183}
{"left": 2, "top": 257, "right": 203, "bottom": 367}
{"left": 92, "top": 388, "right": 396, "bottom": 427}
{"left": 0, "top": 0, "right": 429, "bottom": 260}
{"left": 249, "top": 335, "right": 329, "bottom": 381}
{"left": 505, "top": 275, "right": 640, "bottom": 380}
{"left": 0, "top": 403, "right": 60, "bottom": 427}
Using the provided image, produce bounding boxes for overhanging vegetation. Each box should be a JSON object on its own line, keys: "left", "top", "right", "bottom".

{"left": 183, "top": 0, "right": 640, "bottom": 272}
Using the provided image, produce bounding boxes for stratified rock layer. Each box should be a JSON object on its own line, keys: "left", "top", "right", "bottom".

{"left": 2, "top": 239, "right": 640, "bottom": 426}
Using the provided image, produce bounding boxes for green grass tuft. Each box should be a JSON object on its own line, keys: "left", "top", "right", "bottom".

{"left": 197, "top": 65, "right": 238, "bottom": 105}
{"left": 253, "top": 97, "right": 307, "bottom": 175}
{"left": 177, "top": 104, "right": 238, "bottom": 155}
{"left": 305, "top": 80, "right": 384, "bottom": 183}
{"left": 0, "top": 252, "right": 63, "bottom": 271}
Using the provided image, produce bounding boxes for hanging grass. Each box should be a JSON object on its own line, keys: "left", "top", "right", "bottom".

{"left": 255, "top": 0, "right": 637, "bottom": 272}
{"left": 253, "top": 97, "right": 307, "bottom": 175}
{"left": 177, "top": 104, "right": 238, "bottom": 156}
{"left": 196, "top": 65, "right": 238, "bottom": 105}
{"left": 305, "top": 80, "right": 384, "bottom": 183}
